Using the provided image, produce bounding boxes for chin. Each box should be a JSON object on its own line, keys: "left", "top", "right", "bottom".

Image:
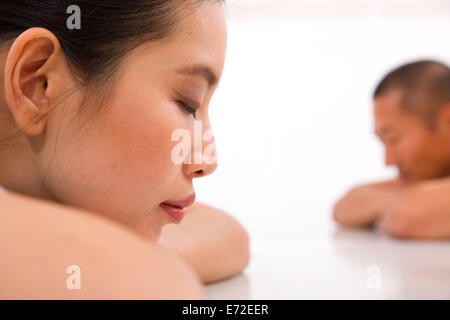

{"left": 127, "top": 220, "right": 164, "bottom": 243}
{"left": 140, "top": 228, "right": 162, "bottom": 243}
{"left": 399, "top": 174, "right": 413, "bottom": 183}
{"left": 408, "top": 175, "right": 434, "bottom": 183}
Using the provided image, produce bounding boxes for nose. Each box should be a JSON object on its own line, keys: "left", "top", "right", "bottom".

{"left": 184, "top": 160, "right": 218, "bottom": 178}
{"left": 182, "top": 121, "right": 218, "bottom": 178}
{"left": 384, "top": 148, "right": 397, "bottom": 166}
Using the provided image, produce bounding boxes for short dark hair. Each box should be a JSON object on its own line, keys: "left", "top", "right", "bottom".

{"left": 373, "top": 60, "right": 450, "bottom": 128}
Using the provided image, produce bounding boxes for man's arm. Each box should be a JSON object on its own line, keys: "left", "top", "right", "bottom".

{"left": 333, "top": 179, "right": 407, "bottom": 227}
{"left": 157, "top": 202, "right": 250, "bottom": 284}
{"left": 379, "top": 177, "right": 450, "bottom": 239}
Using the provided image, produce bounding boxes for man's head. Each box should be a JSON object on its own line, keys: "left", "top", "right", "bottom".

{"left": 373, "top": 60, "right": 450, "bottom": 183}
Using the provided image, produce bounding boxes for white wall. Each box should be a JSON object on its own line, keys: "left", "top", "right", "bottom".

{"left": 194, "top": 0, "right": 450, "bottom": 240}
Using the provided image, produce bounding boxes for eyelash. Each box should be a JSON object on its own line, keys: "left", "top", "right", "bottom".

{"left": 177, "top": 100, "right": 198, "bottom": 119}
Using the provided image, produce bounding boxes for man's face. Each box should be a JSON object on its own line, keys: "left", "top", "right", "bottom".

{"left": 374, "top": 90, "right": 450, "bottom": 183}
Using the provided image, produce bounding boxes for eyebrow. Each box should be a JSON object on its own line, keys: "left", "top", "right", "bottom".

{"left": 176, "top": 64, "right": 219, "bottom": 89}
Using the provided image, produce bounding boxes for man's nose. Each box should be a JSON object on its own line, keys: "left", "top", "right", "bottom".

{"left": 385, "top": 149, "right": 397, "bottom": 166}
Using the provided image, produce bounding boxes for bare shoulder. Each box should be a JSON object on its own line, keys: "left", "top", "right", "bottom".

{"left": 416, "top": 176, "right": 450, "bottom": 190}
{"left": 0, "top": 190, "right": 204, "bottom": 299}
{"left": 353, "top": 178, "right": 403, "bottom": 192}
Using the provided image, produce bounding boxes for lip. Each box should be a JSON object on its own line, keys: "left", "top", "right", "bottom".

{"left": 399, "top": 168, "right": 410, "bottom": 179}
{"left": 160, "top": 192, "right": 196, "bottom": 224}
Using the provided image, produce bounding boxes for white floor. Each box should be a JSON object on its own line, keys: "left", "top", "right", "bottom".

{"left": 199, "top": 1, "right": 450, "bottom": 300}
{"left": 207, "top": 215, "right": 450, "bottom": 300}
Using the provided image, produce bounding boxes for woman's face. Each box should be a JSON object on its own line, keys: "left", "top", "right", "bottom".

{"left": 38, "top": 3, "right": 227, "bottom": 241}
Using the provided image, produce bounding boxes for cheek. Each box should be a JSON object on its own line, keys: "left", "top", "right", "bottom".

{"left": 400, "top": 133, "right": 435, "bottom": 168}
{"left": 400, "top": 138, "right": 423, "bottom": 161}
{"left": 102, "top": 98, "right": 183, "bottom": 196}
{"left": 52, "top": 89, "right": 186, "bottom": 215}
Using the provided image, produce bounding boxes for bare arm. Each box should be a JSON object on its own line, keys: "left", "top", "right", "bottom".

{"left": 157, "top": 202, "right": 250, "bottom": 284}
{"left": 0, "top": 190, "right": 205, "bottom": 299}
{"left": 379, "top": 177, "right": 450, "bottom": 239}
{"left": 333, "top": 179, "right": 407, "bottom": 227}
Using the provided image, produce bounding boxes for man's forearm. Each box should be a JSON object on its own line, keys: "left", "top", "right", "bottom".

{"left": 157, "top": 202, "right": 250, "bottom": 284}
{"left": 379, "top": 178, "right": 450, "bottom": 239}
{"left": 333, "top": 179, "right": 406, "bottom": 227}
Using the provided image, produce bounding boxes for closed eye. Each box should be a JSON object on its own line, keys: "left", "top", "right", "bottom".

{"left": 176, "top": 98, "right": 200, "bottom": 119}
{"left": 388, "top": 136, "right": 400, "bottom": 145}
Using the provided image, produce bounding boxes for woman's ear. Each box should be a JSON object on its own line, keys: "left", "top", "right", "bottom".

{"left": 4, "top": 27, "right": 64, "bottom": 136}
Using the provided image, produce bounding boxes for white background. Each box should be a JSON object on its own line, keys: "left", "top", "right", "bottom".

{"left": 195, "top": 0, "right": 450, "bottom": 241}
{"left": 194, "top": 0, "right": 450, "bottom": 299}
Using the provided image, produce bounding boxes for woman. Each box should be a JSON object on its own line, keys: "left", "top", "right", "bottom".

{"left": 0, "top": 0, "right": 249, "bottom": 299}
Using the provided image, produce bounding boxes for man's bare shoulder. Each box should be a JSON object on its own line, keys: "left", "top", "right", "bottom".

{"left": 0, "top": 190, "right": 204, "bottom": 299}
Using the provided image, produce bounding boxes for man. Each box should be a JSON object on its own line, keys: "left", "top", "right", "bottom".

{"left": 333, "top": 60, "right": 450, "bottom": 239}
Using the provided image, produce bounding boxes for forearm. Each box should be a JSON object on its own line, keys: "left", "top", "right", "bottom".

{"left": 157, "top": 202, "right": 250, "bottom": 284}
{"left": 379, "top": 178, "right": 450, "bottom": 239}
{"left": 333, "top": 179, "right": 406, "bottom": 227}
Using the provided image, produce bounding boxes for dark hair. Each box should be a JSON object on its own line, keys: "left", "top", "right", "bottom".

{"left": 0, "top": 0, "right": 223, "bottom": 143}
{"left": 373, "top": 60, "right": 450, "bottom": 129}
